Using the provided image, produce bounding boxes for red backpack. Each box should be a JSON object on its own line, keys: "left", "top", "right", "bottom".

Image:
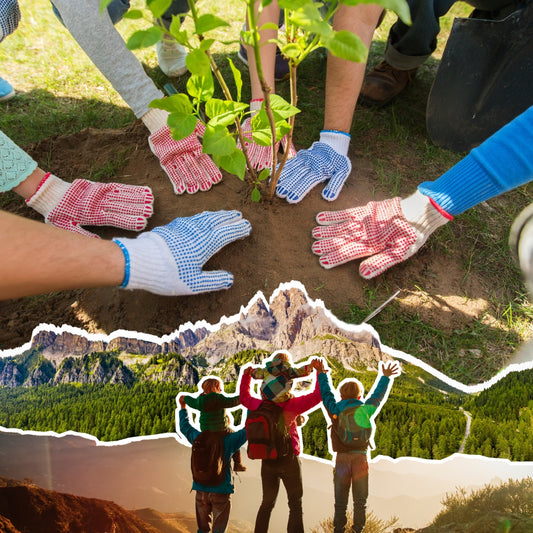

{"left": 245, "top": 401, "right": 292, "bottom": 460}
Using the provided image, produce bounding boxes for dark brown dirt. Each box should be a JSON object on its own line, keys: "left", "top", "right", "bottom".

{"left": 0, "top": 121, "right": 499, "bottom": 352}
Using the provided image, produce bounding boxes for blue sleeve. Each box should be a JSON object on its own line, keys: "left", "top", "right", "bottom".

{"left": 364, "top": 375, "right": 390, "bottom": 408}
{"left": 419, "top": 106, "right": 533, "bottom": 216}
{"left": 226, "top": 428, "right": 247, "bottom": 453}
{"left": 0, "top": 0, "right": 20, "bottom": 42}
{"left": 179, "top": 409, "right": 200, "bottom": 445}
{"left": 318, "top": 372, "right": 341, "bottom": 416}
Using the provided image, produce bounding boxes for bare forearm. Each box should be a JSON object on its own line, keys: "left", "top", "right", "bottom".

{"left": 0, "top": 211, "right": 124, "bottom": 299}
{"left": 324, "top": 4, "right": 383, "bottom": 132}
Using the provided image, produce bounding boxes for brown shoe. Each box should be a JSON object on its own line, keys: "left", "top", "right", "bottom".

{"left": 359, "top": 60, "right": 418, "bottom": 107}
{"left": 233, "top": 463, "right": 247, "bottom": 472}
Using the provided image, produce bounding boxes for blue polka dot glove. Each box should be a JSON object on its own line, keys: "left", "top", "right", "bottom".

{"left": 113, "top": 210, "right": 252, "bottom": 295}
{"left": 275, "top": 142, "right": 352, "bottom": 203}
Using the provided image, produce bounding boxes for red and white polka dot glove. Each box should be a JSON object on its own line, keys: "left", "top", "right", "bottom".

{"left": 148, "top": 122, "right": 222, "bottom": 194}
{"left": 237, "top": 117, "right": 296, "bottom": 171}
{"left": 312, "top": 192, "right": 452, "bottom": 279}
{"left": 26, "top": 173, "right": 153, "bottom": 239}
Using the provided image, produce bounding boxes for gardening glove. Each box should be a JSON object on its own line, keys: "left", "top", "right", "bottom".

{"left": 276, "top": 142, "right": 351, "bottom": 203}
{"left": 113, "top": 210, "right": 252, "bottom": 295}
{"left": 312, "top": 190, "right": 452, "bottom": 279}
{"left": 26, "top": 173, "right": 154, "bottom": 239}
{"left": 237, "top": 117, "right": 296, "bottom": 171}
{"left": 148, "top": 122, "right": 222, "bottom": 195}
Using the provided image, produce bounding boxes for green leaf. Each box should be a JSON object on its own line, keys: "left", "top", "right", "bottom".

{"left": 195, "top": 14, "right": 230, "bottom": 35}
{"left": 214, "top": 149, "right": 247, "bottom": 180}
{"left": 228, "top": 57, "right": 243, "bottom": 102}
{"left": 169, "top": 18, "right": 189, "bottom": 46}
{"left": 203, "top": 125, "right": 236, "bottom": 156}
{"left": 200, "top": 38, "right": 215, "bottom": 51}
{"left": 147, "top": 0, "right": 173, "bottom": 19}
{"left": 126, "top": 27, "right": 164, "bottom": 50}
{"left": 280, "top": 43, "right": 301, "bottom": 59}
{"left": 167, "top": 113, "right": 198, "bottom": 140}
{"left": 185, "top": 49, "right": 212, "bottom": 76}
{"left": 251, "top": 113, "right": 291, "bottom": 146}
{"left": 323, "top": 30, "right": 368, "bottom": 63}
{"left": 121, "top": 9, "right": 143, "bottom": 19}
{"left": 99, "top": 0, "right": 114, "bottom": 14}
{"left": 269, "top": 94, "right": 300, "bottom": 120}
{"left": 288, "top": 4, "right": 332, "bottom": 38}
{"left": 259, "top": 22, "right": 279, "bottom": 31}
{"left": 187, "top": 74, "right": 214, "bottom": 102}
{"left": 240, "top": 30, "right": 255, "bottom": 47}
{"left": 251, "top": 187, "right": 262, "bottom": 202}
{"left": 261, "top": 0, "right": 274, "bottom": 8}
{"left": 341, "top": 0, "right": 411, "bottom": 25}
{"left": 258, "top": 168, "right": 271, "bottom": 182}
{"left": 149, "top": 94, "right": 193, "bottom": 115}
{"left": 278, "top": 0, "right": 311, "bottom": 10}
{"left": 205, "top": 99, "right": 248, "bottom": 127}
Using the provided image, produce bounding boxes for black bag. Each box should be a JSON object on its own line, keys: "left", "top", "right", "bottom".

{"left": 191, "top": 430, "right": 226, "bottom": 485}
{"left": 245, "top": 400, "right": 292, "bottom": 460}
{"left": 332, "top": 404, "right": 375, "bottom": 451}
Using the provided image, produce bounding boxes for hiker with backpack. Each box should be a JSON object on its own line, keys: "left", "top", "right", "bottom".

{"left": 177, "top": 394, "right": 247, "bottom": 533}
{"left": 315, "top": 358, "right": 401, "bottom": 533}
{"left": 182, "top": 376, "right": 247, "bottom": 472}
{"left": 240, "top": 357, "right": 324, "bottom": 533}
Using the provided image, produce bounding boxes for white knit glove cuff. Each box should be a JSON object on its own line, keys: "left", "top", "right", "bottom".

{"left": 142, "top": 108, "right": 171, "bottom": 134}
{"left": 319, "top": 130, "right": 351, "bottom": 157}
{"left": 26, "top": 174, "right": 70, "bottom": 217}
{"left": 401, "top": 190, "right": 452, "bottom": 252}
{"left": 114, "top": 233, "right": 191, "bottom": 295}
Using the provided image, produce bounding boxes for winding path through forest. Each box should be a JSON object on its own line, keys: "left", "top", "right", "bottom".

{"left": 458, "top": 407, "right": 472, "bottom": 453}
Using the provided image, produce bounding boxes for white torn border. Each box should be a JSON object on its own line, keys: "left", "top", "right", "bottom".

{"left": 0, "top": 279, "right": 532, "bottom": 463}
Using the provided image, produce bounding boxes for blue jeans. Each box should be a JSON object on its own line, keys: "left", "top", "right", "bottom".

{"left": 51, "top": 0, "right": 189, "bottom": 27}
{"left": 195, "top": 490, "right": 232, "bottom": 533}
{"left": 333, "top": 453, "right": 369, "bottom": 533}
{"left": 254, "top": 455, "right": 304, "bottom": 533}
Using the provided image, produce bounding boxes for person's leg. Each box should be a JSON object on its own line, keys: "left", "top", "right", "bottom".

{"left": 333, "top": 454, "right": 352, "bottom": 533}
{"left": 360, "top": 0, "right": 455, "bottom": 106}
{"left": 51, "top": 0, "right": 130, "bottom": 26}
{"left": 156, "top": 0, "right": 190, "bottom": 77}
{"left": 254, "top": 460, "right": 281, "bottom": 533}
{"left": 210, "top": 492, "right": 232, "bottom": 533}
{"left": 274, "top": 3, "right": 383, "bottom": 204}
{"left": 195, "top": 491, "right": 213, "bottom": 533}
{"left": 280, "top": 456, "right": 304, "bottom": 533}
{"left": 350, "top": 455, "right": 369, "bottom": 533}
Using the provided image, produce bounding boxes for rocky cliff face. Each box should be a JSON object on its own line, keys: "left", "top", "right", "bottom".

{"left": 12, "top": 287, "right": 383, "bottom": 385}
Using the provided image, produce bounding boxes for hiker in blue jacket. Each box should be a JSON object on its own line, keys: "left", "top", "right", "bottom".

{"left": 178, "top": 395, "right": 247, "bottom": 533}
{"left": 315, "top": 359, "right": 401, "bottom": 533}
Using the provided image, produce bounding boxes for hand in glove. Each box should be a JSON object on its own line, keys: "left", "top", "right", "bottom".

{"left": 312, "top": 191, "right": 452, "bottom": 279}
{"left": 26, "top": 173, "right": 153, "bottom": 239}
{"left": 148, "top": 122, "right": 222, "bottom": 195}
{"left": 275, "top": 142, "right": 351, "bottom": 203}
{"left": 237, "top": 117, "right": 296, "bottom": 171}
{"left": 114, "top": 210, "right": 252, "bottom": 295}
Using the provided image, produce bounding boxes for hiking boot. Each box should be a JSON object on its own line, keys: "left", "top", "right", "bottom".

{"left": 157, "top": 38, "right": 188, "bottom": 77}
{"left": 0, "top": 77, "right": 15, "bottom": 102}
{"left": 237, "top": 43, "right": 290, "bottom": 82}
{"left": 233, "top": 462, "right": 247, "bottom": 472}
{"left": 359, "top": 60, "right": 418, "bottom": 107}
